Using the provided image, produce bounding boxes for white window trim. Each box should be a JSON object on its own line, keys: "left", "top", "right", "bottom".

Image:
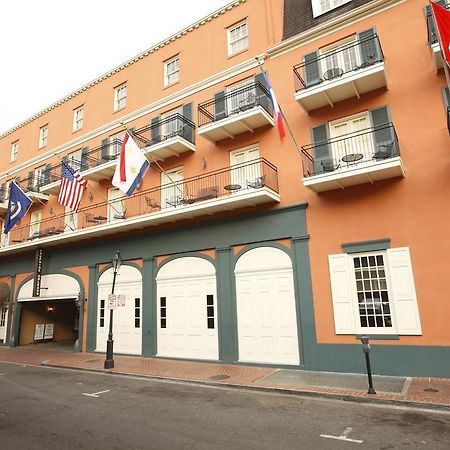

{"left": 73, "top": 106, "right": 84, "bottom": 132}
{"left": 328, "top": 247, "right": 422, "bottom": 336}
{"left": 312, "top": 0, "right": 352, "bottom": 18}
{"left": 227, "top": 20, "right": 249, "bottom": 56}
{"left": 10, "top": 141, "right": 19, "bottom": 162}
{"left": 39, "top": 125, "right": 48, "bottom": 148}
{"left": 164, "top": 55, "right": 180, "bottom": 87}
{"left": 114, "top": 83, "right": 127, "bottom": 111}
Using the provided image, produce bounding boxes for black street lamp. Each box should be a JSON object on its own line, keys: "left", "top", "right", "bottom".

{"left": 104, "top": 249, "right": 122, "bottom": 369}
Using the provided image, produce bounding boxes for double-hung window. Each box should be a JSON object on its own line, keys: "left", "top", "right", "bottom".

{"left": 227, "top": 20, "right": 248, "bottom": 56}
{"left": 73, "top": 106, "right": 84, "bottom": 131}
{"left": 328, "top": 247, "right": 422, "bottom": 335}
{"left": 10, "top": 141, "right": 19, "bottom": 162}
{"left": 312, "top": 0, "right": 352, "bottom": 18}
{"left": 164, "top": 55, "right": 180, "bottom": 87}
{"left": 114, "top": 83, "right": 127, "bottom": 111}
{"left": 39, "top": 125, "right": 48, "bottom": 148}
{"left": 29, "top": 211, "right": 42, "bottom": 238}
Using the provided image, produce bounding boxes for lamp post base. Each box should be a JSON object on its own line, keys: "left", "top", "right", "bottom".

{"left": 104, "top": 338, "right": 114, "bottom": 369}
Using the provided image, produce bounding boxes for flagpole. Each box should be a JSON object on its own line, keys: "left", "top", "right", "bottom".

{"left": 119, "top": 122, "right": 185, "bottom": 198}
{"left": 430, "top": 1, "right": 450, "bottom": 92}
{"left": 254, "top": 57, "right": 304, "bottom": 160}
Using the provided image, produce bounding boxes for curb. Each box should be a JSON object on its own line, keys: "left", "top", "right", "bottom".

{"left": 40, "top": 361, "right": 450, "bottom": 413}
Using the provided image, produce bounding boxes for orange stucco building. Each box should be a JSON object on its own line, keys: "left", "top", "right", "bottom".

{"left": 0, "top": 0, "right": 448, "bottom": 377}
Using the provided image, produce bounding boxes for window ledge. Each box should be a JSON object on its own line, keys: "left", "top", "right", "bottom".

{"left": 113, "top": 106, "right": 126, "bottom": 114}
{"left": 163, "top": 80, "right": 180, "bottom": 90}
{"left": 355, "top": 334, "right": 399, "bottom": 340}
{"left": 227, "top": 47, "right": 249, "bottom": 60}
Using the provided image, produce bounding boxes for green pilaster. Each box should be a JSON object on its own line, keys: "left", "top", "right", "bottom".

{"left": 216, "top": 246, "right": 238, "bottom": 363}
{"left": 86, "top": 264, "right": 98, "bottom": 352}
{"left": 142, "top": 257, "right": 156, "bottom": 356}
{"left": 10, "top": 302, "right": 22, "bottom": 348}
{"left": 292, "top": 236, "right": 315, "bottom": 366}
{"left": 6, "top": 275, "right": 16, "bottom": 347}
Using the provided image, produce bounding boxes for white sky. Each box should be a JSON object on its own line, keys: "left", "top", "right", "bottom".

{"left": 0, "top": 0, "right": 230, "bottom": 134}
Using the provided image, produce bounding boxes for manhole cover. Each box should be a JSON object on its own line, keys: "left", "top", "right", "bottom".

{"left": 210, "top": 374, "right": 230, "bottom": 381}
{"left": 85, "top": 359, "right": 101, "bottom": 363}
{"left": 424, "top": 388, "right": 439, "bottom": 393}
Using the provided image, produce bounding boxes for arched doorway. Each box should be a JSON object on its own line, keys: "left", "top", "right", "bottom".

{"left": 16, "top": 274, "right": 81, "bottom": 349}
{"left": 156, "top": 257, "right": 218, "bottom": 360}
{"left": 96, "top": 265, "right": 142, "bottom": 355}
{"left": 235, "top": 247, "right": 300, "bottom": 365}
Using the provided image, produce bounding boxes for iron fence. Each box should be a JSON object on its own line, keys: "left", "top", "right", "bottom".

{"left": 7, "top": 158, "right": 278, "bottom": 245}
{"left": 198, "top": 81, "right": 273, "bottom": 127}
{"left": 300, "top": 123, "right": 399, "bottom": 178}
{"left": 293, "top": 34, "right": 384, "bottom": 92}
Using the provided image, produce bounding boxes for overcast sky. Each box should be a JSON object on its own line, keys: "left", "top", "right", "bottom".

{"left": 0, "top": 0, "right": 230, "bottom": 134}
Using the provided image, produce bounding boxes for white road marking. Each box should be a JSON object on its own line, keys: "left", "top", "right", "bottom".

{"left": 82, "top": 389, "right": 110, "bottom": 398}
{"left": 0, "top": 373, "right": 6, "bottom": 376}
{"left": 321, "top": 427, "right": 363, "bottom": 444}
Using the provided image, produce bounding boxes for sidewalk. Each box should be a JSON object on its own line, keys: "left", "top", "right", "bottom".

{"left": 1, "top": 345, "right": 449, "bottom": 411}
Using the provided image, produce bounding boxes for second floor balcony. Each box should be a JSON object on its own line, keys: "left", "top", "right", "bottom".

{"left": 133, "top": 113, "right": 195, "bottom": 161}
{"left": 301, "top": 123, "right": 405, "bottom": 193}
{"left": 198, "top": 81, "right": 274, "bottom": 142}
{"left": 294, "top": 30, "right": 386, "bottom": 112}
{"left": 1, "top": 158, "right": 280, "bottom": 255}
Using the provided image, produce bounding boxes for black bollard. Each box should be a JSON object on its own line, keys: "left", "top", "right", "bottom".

{"left": 360, "top": 335, "right": 376, "bottom": 395}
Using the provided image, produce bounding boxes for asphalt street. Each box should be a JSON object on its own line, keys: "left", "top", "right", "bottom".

{"left": 0, "top": 362, "right": 449, "bottom": 450}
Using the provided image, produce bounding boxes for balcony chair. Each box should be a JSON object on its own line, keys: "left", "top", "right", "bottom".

{"left": 113, "top": 210, "right": 126, "bottom": 220}
{"left": 145, "top": 196, "right": 161, "bottom": 210}
{"left": 320, "top": 159, "right": 340, "bottom": 173}
{"left": 247, "top": 175, "right": 266, "bottom": 189}
{"left": 373, "top": 142, "right": 394, "bottom": 160}
{"left": 238, "top": 93, "right": 257, "bottom": 112}
{"left": 323, "top": 67, "right": 344, "bottom": 81}
{"left": 196, "top": 186, "right": 219, "bottom": 201}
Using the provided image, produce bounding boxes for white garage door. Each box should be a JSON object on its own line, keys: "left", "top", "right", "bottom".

{"left": 96, "top": 265, "right": 142, "bottom": 355}
{"left": 156, "top": 257, "right": 218, "bottom": 360}
{"left": 235, "top": 247, "right": 300, "bottom": 365}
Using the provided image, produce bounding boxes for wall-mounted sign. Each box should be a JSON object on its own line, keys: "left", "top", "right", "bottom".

{"left": 107, "top": 294, "right": 126, "bottom": 309}
{"left": 32, "top": 248, "right": 43, "bottom": 297}
{"left": 34, "top": 323, "right": 45, "bottom": 341}
{"left": 44, "top": 323, "right": 54, "bottom": 340}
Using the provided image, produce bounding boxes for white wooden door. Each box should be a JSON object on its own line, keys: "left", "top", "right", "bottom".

{"left": 230, "top": 147, "right": 260, "bottom": 189}
{"left": 107, "top": 188, "right": 125, "bottom": 221}
{"left": 156, "top": 257, "right": 218, "bottom": 360}
{"left": 161, "top": 168, "right": 183, "bottom": 208}
{"left": 0, "top": 305, "right": 8, "bottom": 343}
{"left": 96, "top": 266, "right": 142, "bottom": 355}
{"left": 235, "top": 247, "right": 300, "bottom": 365}
{"left": 330, "top": 113, "right": 373, "bottom": 161}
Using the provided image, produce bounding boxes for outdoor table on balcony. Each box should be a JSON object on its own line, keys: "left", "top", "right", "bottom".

{"left": 342, "top": 153, "right": 364, "bottom": 164}
{"left": 224, "top": 184, "right": 242, "bottom": 192}
{"left": 94, "top": 215, "right": 107, "bottom": 221}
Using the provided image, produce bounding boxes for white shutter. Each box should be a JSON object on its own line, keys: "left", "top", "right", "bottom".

{"left": 328, "top": 254, "right": 356, "bottom": 334}
{"left": 386, "top": 248, "right": 422, "bottom": 335}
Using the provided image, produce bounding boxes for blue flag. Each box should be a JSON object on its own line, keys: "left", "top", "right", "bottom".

{"left": 4, "top": 181, "right": 32, "bottom": 234}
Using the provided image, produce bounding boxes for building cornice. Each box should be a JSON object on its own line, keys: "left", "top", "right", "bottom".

{"left": 0, "top": 54, "right": 264, "bottom": 180}
{"left": 0, "top": 0, "right": 246, "bottom": 139}
{"left": 267, "top": 0, "right": 406, "bottom": 59}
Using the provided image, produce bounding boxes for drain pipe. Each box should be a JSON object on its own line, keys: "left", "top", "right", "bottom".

{"left": 360, "top": 335, "right": 376, "bottom": 395}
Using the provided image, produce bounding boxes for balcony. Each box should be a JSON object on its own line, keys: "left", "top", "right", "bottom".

{"left": 198, "top": 81, "right": 274, "bottom": 142}
{"left": 293, "top": 34, "right": 386, "bottom": 112}
{"left": 425, "top": 1, "right": 448, "bottom": 72}
{"left": 1, "top": 158, "right": 280, "bottom": 255}
{"left": 301, "top": 124, "right": 405, "bottom": 193}
{"left": 133, "top": 114, "right": 196, "bottom": 161}
{"left": 18, "top": 175, "right": 49, "bottom": 203}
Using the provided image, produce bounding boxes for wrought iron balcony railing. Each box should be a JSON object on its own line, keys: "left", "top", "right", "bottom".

{"left": 300, "top": 123, "right": 399, "bottom": 178}
{"left": 426, "top": 1, "right": 449, "bottom": 45}
{"left": 133, "top": 114, "right": 195, "bottom": 147}
{"left": 6, "top": 158, "right": 278, "bottom": 245}
{"left": 293, "top": 34, "right": 384, "bottom": 92}
{"left": 197, "top": 81, "right": 273, "bottom": 127}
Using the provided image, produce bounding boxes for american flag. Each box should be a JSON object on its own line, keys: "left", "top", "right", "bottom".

{"left": 58, "top": 162, "right": 88, "bottom": 211}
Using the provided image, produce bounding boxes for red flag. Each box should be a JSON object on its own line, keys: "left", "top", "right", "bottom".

{"left": 119, "top": 133, "right": 127, "bottom": 182}
{"left": 431, "top": 2, "right": 450, "bottom": 62}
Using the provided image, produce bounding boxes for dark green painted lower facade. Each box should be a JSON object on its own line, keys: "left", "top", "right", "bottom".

{"left": 1, "top": 203, "right": 449, "bottom": 377}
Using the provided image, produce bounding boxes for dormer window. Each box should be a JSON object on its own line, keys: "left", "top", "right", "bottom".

{"left": 311, "top": 0, "right": 352, "bottom": 18}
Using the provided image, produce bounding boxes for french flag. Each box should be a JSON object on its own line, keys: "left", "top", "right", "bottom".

{"left": 263, "top": 72, "right": 286, "bottom": 140}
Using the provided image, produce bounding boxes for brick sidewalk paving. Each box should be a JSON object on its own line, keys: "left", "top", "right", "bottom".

{"left": 1, "top": 346, "right": 449, "bottom": 410}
